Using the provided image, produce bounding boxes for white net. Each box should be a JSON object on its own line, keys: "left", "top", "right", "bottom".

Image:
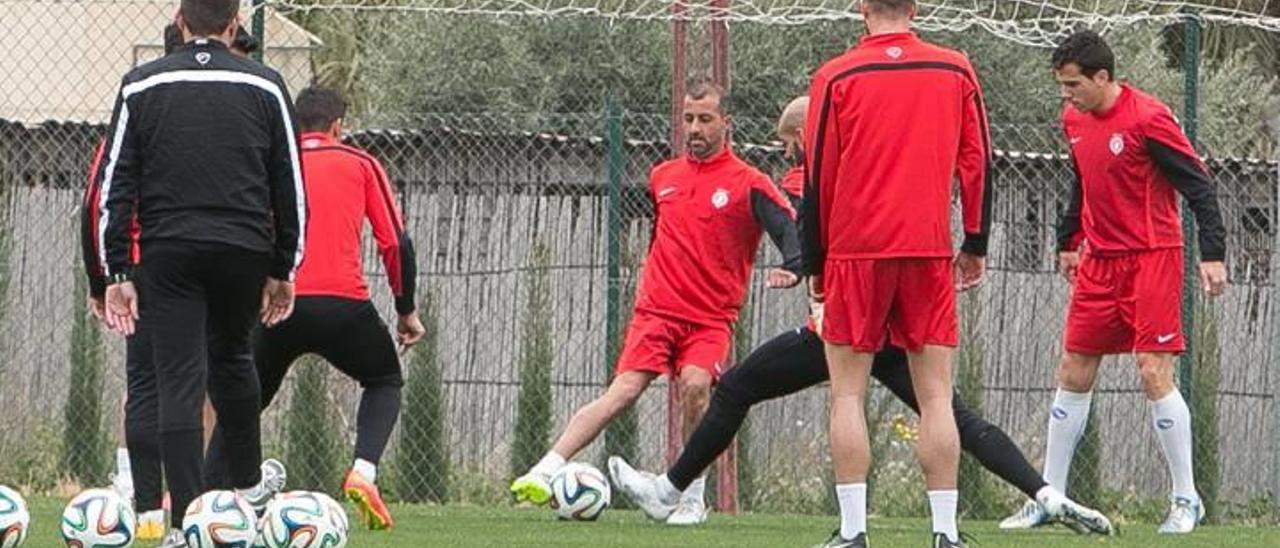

{"left": 268, "top": 0, "right": 1280, "bottom": 46}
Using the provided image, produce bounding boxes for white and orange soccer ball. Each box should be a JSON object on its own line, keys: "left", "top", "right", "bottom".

{"left": 183, "top": 491, "right": 257, "bottom": 548}
{"left": 59, "top": 488, "right": 135, "bottom": 547}
{"left": 257, "top": 491, "right": 347, "bottom": 548}
{"left": 0, "top": 485, "right": 29, "bottom": 548}
{"left": 549, "top": 463, "right": 611, "bottom": 521}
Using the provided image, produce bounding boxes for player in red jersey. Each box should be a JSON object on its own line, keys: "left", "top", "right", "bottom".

{"left": 511, "top": 82, "right": 802, "bottom": 525}
{"left": 1001, "top": 30, "right": 1227, "bottom": 535}
{"left": 202, "top": 87, "right": 425, "bottom": 531}
{"left": 804, "top": 1, "right": 991, "bottom": 546}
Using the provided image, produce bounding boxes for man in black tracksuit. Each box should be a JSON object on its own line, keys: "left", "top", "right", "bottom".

{"left": 96, "top": 0, "right": 303, "bottom": 541}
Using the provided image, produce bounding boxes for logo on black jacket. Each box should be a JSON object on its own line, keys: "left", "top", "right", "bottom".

{"left": 196, "top": 52, "right": 211, "bottom": 65}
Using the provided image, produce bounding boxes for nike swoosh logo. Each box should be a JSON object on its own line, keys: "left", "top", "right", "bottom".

{"left": 1157, "top": 334, "right": 1176, "bottom": 344}
{"left": 658, "top": 187, "right": 677, "bottom": 198}
{"left": 1069, "top": 137, "right": 1083, "bottom": 144}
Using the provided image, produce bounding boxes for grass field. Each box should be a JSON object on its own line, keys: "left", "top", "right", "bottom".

{"left": 18, "top": 496, "right": 1280, "bottom": 547}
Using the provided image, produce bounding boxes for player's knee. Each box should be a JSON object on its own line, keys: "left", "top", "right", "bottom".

{"left": 678, "top": 368, "right": 713, "bottom": 401}
{"left": 604, "top": 374, "right": 649, "bottom": 408}
{"left": 1136, "top": 354, "right": 1175, "bottom": 396}
{"left": 1056, "top": 353, "right": 1097, "bottom": 392}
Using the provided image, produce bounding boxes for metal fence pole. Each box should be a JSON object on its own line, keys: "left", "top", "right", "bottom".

{"left": 1178, "top": 14, "right": 1201, "bottom": 404}
{"left": 666, "top": 0, "right": 689, "bottom": 469}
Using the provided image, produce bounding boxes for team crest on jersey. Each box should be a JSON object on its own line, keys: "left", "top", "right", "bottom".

{"left": 1109, "top": 133, "right": 1125, "bottom": 155}
{"left": 196, "top": 52, "right": 211, "bottom": 65}
{"left": 886, "top": 46, "right": 903, "bottom": 59}
{"left": 711, "top": 188, "right": 730, "bottom": 209}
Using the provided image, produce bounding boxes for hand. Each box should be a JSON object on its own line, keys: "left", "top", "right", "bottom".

{"left": 1058, "top": 251, "right": 1081, "bottom": 284}
{"left": 104, "top": 281, "right": 139, "bottom": 335}
{"left": 808, "top": 300, "right": 825, "bottom": 337}
{"left": 954, "top": 252, "right": 986, "bottom": 291}
{"left": 808, "top": 274, "right": 825, "bottom": 303}
{"left": 87, "top": 295, "right": 106, "bottom": 322}
{"left": 259, "top": 278, "right": 295, "bottom": 327}
{"left": 1200, "top": 261, "right": 1227, "bottom": 297}
{"left": 396, "top": 312, "right": 427, "bottom": 353}
{"left": 765, "top": 268, "right": 800, "bottom": 289}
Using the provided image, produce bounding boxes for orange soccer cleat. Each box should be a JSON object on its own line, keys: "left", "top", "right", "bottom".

{"left": 343, "top": 468, "right": 393, "bottom": 531}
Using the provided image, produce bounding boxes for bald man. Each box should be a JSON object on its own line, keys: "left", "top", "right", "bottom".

{"left": 609, "top": 97, "right": 1113, "bottom": 539}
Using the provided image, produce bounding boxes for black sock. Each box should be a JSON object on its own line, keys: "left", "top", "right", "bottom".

{"left": 160, "top": 428, "right": 204, "bottom": 529}
{"left": 354, "top": 384, "right": 402, "bottom": 464}
{"left": 958, "top": 418, "right": 1047, "bottom": 499}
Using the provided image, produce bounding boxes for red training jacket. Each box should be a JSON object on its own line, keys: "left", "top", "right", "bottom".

{"left": 1057, "top": 84, "right": 1225, "bottom": 261}
{"left": 81, "top": 139, "right": 140, "bottom": 298}
{"left": 780, "top": 166, "right": 805, "bottom": 199}
{"left": 296, "top": 132, "right": 418, "bottom": 314}
{"left": 803, "top": 32, "right": 993, "bottom": 271}
{"left": 634, "top": 147, "right": 798, "bottom": 327}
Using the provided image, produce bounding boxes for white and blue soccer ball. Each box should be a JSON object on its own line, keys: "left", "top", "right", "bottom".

{"left": 60, "top": 488, "right": 135, "bottom": 547}
{"left": 0, "top": 485, "right": 29, "bottom": 548}
{"left": 550, "top": 463, "right": 611, "bottom": 521}
{"left": 257, "top": 491, "right": 347, "bottom": 548}
{"left": 183, "top": 491, "right": 257, "bottom": 548}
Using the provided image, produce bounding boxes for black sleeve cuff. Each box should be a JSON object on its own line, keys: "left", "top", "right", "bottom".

{"left": 269, "top": 264, "right": 293, "bottom": 281}
{"left": 961, "top": 233, "right": 989, "bottom": 257}
{"left": 395, "top": 296, "right": 416, "bottom": 316}
{"left": 1200, "top": 250, "right": 1226, "bottom": 262}
{"left": 89, "top": 275, "right": 107, "bottom": 299}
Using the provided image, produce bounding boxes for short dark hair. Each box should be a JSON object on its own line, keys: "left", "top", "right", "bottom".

{"left": 163, "top": 23, "right": 183, "bottom": 56}
{"left": 686, "top": 81, "right": 731, "bottom": 115}
{"left": 863, "top": 0, "right": 916, "bottom": 16}
{"left": 296, "top": 87, "right": 348, "bottom": 132}
{"left": 180, "top": 0, "right": 238, "bottom": 36}
{"left": 1052, "top": 30, "right": 1116, "bottom": 80}
{"left": 232, "top": 25, "right": 259, "bottom": 54}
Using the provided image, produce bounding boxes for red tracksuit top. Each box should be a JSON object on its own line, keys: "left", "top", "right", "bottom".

{"left": 81, "top": 139, "right": 140, "bottom": 298}
{"left": 780, "top": 166, "right": 805, "bottom": 198}
{"left": 1057, "top": 84, "right": 1226, "bottom": 261}
{"left": 296, "top": 132, "right": 418, "bottom": 314}
{"left": 634, "top": 147, "right": 798, "bottom": 327}
{"left": 803, "top": 32, "right": 992, "bottom": 271}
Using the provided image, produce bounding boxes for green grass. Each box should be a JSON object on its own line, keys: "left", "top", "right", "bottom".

{"left": 19, "top": 496, "right": 1280, "bottom": 547}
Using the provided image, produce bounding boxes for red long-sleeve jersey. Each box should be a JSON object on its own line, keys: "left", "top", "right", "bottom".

{"left": 635, "top": 148, "right": 799, "bottom": 327}
{"left": 81, "top": 139, "right": 140, "bottom": 298}
{"left": 780, "top": 165, "right": 805, "bottom": 199}
{"left": 1056, "top": 84, "right": 1225, "bottom": 261}
{"left": 802, "top": 32, "right": 993, "bottom": 272}
{"left": 296, "top": 132, "right": 417, "bottom": 314}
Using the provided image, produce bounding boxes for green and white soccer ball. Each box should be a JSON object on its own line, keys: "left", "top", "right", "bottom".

{"left": 60, "top": 488, "right": 135, "bottom": 547}
{"left": 257, "top": 491, "right": 347, "bottom": 548}
{"left": 183, "top": 491, "right": 257, "bottom": 548}
{"left": 0, "top": 485, "right": 29, "bottom": 548}
{"left": 549, "top": 463, "right": 611, "bottom": 521}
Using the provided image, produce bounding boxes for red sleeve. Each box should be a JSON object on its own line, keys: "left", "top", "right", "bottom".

{"left": 1144, "top": 105, "right": 1206, "bottom": 171}
{"left": 802, "top": 69, "right": 838, "bottom": 275}
{"left": 956, "top": 60, "right": 993, "bottom": 255}
{"left": 364, "top": 156, "right": 406, "bottom": 295}
{"left": 81, "top": 140, "right": 107, "bottom": 296}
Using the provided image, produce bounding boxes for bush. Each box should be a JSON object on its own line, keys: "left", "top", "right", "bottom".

{"left": 395, "top": 287, "right": 450, "bottom": 503}
{"left": 64, "top": 273, "right": 110, "bottom": 487}
{"left": 511, "top": 243, "right": 554, "bottom": 478}
{"left": 285, "top": 355, "right": 343, "bottom": 494}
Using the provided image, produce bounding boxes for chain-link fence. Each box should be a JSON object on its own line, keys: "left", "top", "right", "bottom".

{"left": 2, "top": 0, "right": 1279, "bottom": 526}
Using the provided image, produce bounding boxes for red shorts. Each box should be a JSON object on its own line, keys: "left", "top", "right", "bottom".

{"left": 1064, "top": 248, "right": 1184, "bottom": 354}
{"left": 614, "top": 310, "right": 731, "bottom": 380}
{"left": 822, "top": 258, "right": 957, "bottom": 352}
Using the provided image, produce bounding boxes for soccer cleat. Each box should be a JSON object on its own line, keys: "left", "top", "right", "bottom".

{"left": 811, "top": 529, "right": 867, "bottom": 548}
{"left": 1055, "top": 498, "right": 1114, "bottom": 535}
{"left": 1158, "top": 496, "right": 1204, "bottom": 534}
{"left": 510, "top": 471, "right": 553, "bottom": 506}
{"left": 157, "top": 528, "right": 185, "bottom": 548}
{"left": 606, "top": 456, "right": 675, "bottom": 521}
{"left": 998, "top": 500, "right": 1049, "bottom": 529}
{"left": 665, "top": 495, "right": 708, "bottom": 526}
{"left": 135, "top": 509, "right": 166, "bottom": 541}
{"left": 239, "top": 458, "right": 288, "bottom": 511}
{"left": 931, "top": 533, "right": 967, "bottom": 548}
{"left": 344, "top": 468, "right": 394, "bottom": 530}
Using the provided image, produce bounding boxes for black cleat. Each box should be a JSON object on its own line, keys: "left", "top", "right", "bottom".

{"left": 931, "top": 533, "right": 967, "bottom": 548}
{"left": 812, "top": 529, "right": 868, "bottom": 548}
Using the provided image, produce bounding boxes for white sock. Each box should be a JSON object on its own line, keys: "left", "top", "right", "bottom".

{"left": 683, "top": 476, "right": 706, "bottom": 504}
{"left": 353, "top": 458, "right": 378, "bottom": 483}
{"left": 835, "top": 483, "right": 867, "bottom": 540}
{"left": 655, "top": 474, "right": 681, "bottom": 504}
{"left": 1043, "top": 389, "right": 1092, "bottom": 492}
{"left": 116, "top": 448, "right": 131, "bottom": 475}
{"left": 530, "top": 451, "right": 566, "bottom": 478}
{"left": 1150, "top": 390, "right": 1197, "bottom": 501}
{"left": 928, "top": 490, "right": 959, "bottom": 542}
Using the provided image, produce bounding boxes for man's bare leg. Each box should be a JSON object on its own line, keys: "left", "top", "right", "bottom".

{"left": 511, "top": 371, "right": 656, "bottom": 504}
{"left": 907, "top": 345, "right": 960, "bottom": 542}
{"left": 827, "top": 343, "right": 873, "bottom": 542}
{"left": 667, "top": 366, "right": 714, "bottom": 524}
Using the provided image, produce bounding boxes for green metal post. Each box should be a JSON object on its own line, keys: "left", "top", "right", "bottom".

{"left": 602, "top": 100, "right": 636, "bottom": 468}
{"left": 1178, "top": 15, "right": 1200, "bottom": 403}
{"left": 251, "top": 0, "right": 266, "bottom": 62}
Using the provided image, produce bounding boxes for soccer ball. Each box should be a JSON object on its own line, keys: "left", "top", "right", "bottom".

{"left": 549, "top": 463, "right": 611, "bottom": 521}
{"left": 60, "top": 488, "right": 135, "bottom": 547}
{"left": 257, "top": 492, "right": 347, "bottom": 548}
{"left": 310, "top": 493, "right": 349, "bottom": 539}
{"left": 0, "top": 485, "right": 29, "bottom": 548}
{"left": 183, "top": 491, "right": 257, "bottom": 547}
